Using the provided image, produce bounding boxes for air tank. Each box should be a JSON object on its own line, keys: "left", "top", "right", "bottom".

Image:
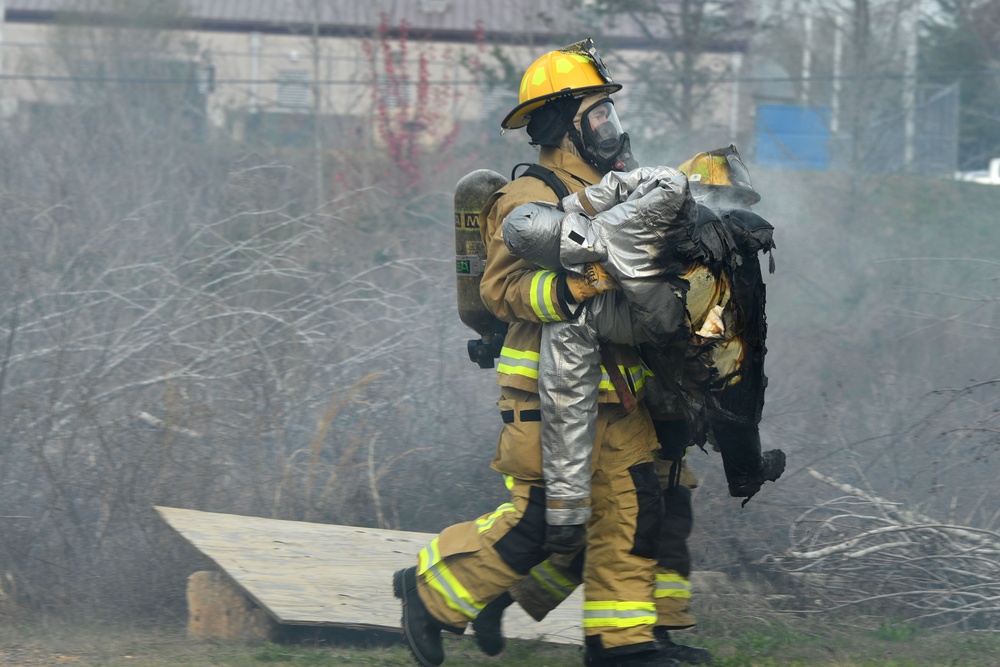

{"left": 454, "top": 169, "right": 509, "bottom": 368}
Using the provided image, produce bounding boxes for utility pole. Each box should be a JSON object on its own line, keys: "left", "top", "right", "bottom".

{"left": 801, "top": 11, "right": 812, "bottom": 105}
{"left": 249, "top": 32, "right": 261, "bottom": 114}
{"left": 311, "top": 0, "right": 324, "bottom": 211}
{"left": 903, "top": 0, "right": 919, "bottom": 170}
{"left": 0, "top": 1, "right": 6, "bottom": 104}
{"left": 729, "top": 52, "right": 742, "bottom": 145}
{"left": 832, "top": 12, "right": 843, "bottom": 133}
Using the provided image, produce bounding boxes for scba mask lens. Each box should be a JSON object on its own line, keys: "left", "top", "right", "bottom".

{"left": 581, "top": 100, "right": 636, "bottom": 172}
{"left": 583, "top": 100, "right": 623, "bottom": 157}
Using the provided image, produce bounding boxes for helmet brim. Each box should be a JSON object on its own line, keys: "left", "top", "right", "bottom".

{"left": 501, "top": 83, "right": 622, "bottom": 130}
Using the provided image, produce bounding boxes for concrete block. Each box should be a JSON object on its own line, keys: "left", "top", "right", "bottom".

{"left": 187, "top": 570, "right": 277, "bottom": 642}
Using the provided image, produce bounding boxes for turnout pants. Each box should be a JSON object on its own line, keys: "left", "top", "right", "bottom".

{"left": 509, "top": 456, "right": 698, "bottom": 629}
{"left": 415, "top": 388, "right": 662, "bottom": 651}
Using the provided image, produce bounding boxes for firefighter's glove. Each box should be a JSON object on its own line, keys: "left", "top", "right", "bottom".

{"left": 712, "top": 421, "right": 785, "bottom": 504}
{"left": 762, "top": 449, "right": 786, "bottom": 482}
{"left": 653, "top": 419, "right": 690, "bottom": 462}
{"left": 544, "top": 523, "right": 587, "bottom": 554}
{"left": 729, "top": 449, "right": 787, "bottom": 504}
{"left": 565, "top": 263, "right": 619, "bottom": 303}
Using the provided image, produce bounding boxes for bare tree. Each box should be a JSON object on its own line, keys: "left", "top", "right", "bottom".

{"left": 754, "top": 0, "right": 930, "bottom": 175}
{"left": 545, "top": 1, "right": 753, "bottom": 159}
{"left": 0, "top": 3, "right": 503, "bottom": 621}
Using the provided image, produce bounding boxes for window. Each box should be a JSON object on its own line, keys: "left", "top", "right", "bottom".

{"left": 418, "top": 0, "right": 449, "bottom": 13}
{"left": 277, "top": 70, "right": 311, "bottom": 109}
{"left": 376, "top": 52, "right": 412, "bottom": 110}
{"left": 376, "top": 79, "right": 411, "bottom": 109}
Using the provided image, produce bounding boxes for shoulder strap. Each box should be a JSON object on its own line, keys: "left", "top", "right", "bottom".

{"left": 511, "top": 162, "right": 571, "bottom": 201}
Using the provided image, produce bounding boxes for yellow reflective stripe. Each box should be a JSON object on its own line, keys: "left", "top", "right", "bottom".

{"left": 628, "top": 364, "right": 648, "bottom": 390}
{"left": 476, "top": 503, "right": 516, "bottom": 533}
{"left": 504, "top": 474, "right": 515, "bottom": 491}
{"left": 423, "top": 560, "right": 483, "bottom": 619}
{"left": 530, "top": 561, "right": 578, "bottom": 602}
{"left": 598, "top": 364, "right": 648, "bottom": 393}
{"left": 497, "top": 346, "right": 540, "bottom": 379}
{"left": 498, "top": 352, "right": 647, "bottom": 392}
{"left": 582, "top": 601, "right": 657, "bottom": 628}
{"left": 530, "top": 271, "right": 561, "bottom": 322}
{"left": 654, "top": 573, "right": 692, "bottom": 599}
{"left": 417, "top": 538, "right": 441, "bottom": 576}
{"left": 417, "top": 537, "right": 485, "bottom": 619}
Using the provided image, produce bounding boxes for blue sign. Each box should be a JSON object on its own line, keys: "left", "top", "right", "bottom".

{"left": 755, "top": 105, "right": 831, "bottom": 170}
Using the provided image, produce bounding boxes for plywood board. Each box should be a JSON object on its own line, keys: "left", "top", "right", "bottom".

{"left": 155, "top": 506, "right": 584, "bottom": 645}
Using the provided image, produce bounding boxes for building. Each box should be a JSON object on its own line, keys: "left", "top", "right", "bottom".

{"left": 0, "top": 0, "right": 753, "bottom": 150}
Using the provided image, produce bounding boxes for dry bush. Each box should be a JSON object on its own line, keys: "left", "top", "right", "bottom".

{"left": 0, "top": 13, "right": 508, "bottom": 622}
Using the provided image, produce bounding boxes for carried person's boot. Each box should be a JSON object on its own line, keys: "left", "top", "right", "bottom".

{"left": 393, "top": 567, "right": 462, "bottom": 667}
{"left": 584, "top": 636, "right": 681, "bottom": 667}
{"left": 653, "top": 627, "right": 713, "bottom": 664}
{"left": 471, "top": 591, "right": 513, "bottom": 655}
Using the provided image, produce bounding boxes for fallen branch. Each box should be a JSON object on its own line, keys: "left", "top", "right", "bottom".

{"left": 769, "top": 469, "right": 1000, "bottom": 628}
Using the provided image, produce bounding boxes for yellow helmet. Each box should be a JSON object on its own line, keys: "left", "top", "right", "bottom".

{"left": 501, "top": 39, "right": 621, "bottom": 130}
{"left": 678, "top": 145, "right": 761, "bottom": 206}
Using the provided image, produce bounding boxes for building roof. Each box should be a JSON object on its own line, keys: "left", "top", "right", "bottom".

{"left": 2, "top": 0, "right": 750, "bottom": 52}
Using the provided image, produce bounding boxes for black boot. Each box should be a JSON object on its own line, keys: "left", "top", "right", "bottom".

{"left": 653, "top": 627, "right": 713, "bottom": 665}
{"left": 584, "top": 636, "right": 681, "bottom": 667}
{"left": 471, "top": 591, "right": 513, "bottom": 655}
{"left": 393, "top": 567, "right": 459, "bottom": 667}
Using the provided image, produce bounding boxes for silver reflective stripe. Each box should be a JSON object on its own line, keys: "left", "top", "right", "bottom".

{"left": 531, "top": 564, "right": 576, "bottom": 601}
{"left": 655, "top": 580, "right": 691, "bottom": 597}
{"left": 627, "top": 364, "right": 646, "bottom": 387}
{"left": 530, "top": 271, "right": 559, "bottom": 322}
{"left": 497, "top": 347, "right": 540, "bottom": 378}
{"left": 424, "top": 562, "right": 480, "bottom": 618}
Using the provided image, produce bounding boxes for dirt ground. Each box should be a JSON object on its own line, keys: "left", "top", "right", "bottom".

{"left": 0, "top": 645, "right": 90, "bottom": 667}
{"left": 3, "top": 614, "right": 999, "bottom": 667}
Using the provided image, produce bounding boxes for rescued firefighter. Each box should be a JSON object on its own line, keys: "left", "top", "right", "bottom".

{"left": 394, "top": 39, "right": 681, "bottom": 667}
{"left": 469, "top": 146, "right": 785, "bottom": 665}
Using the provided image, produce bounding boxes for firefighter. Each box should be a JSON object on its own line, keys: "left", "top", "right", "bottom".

{"left": 468, "top": 146, "right": 783, "bottom": 665}
{"left": 393, "top": 39, "right": 680, "bottom": 667}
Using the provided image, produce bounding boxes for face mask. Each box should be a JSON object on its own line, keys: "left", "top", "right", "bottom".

{"left": 578, "top": 99, "right": 638, "bottom": 173}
